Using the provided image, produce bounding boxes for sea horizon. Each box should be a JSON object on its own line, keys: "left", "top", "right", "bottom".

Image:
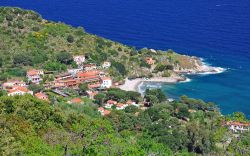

{"left": 1, "top": 0, "right": 250, "bottom": 117}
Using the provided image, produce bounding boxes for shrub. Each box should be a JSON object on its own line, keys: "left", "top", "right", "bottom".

{"left": 56, "top": 51, "right": 73, "bottom": 65}
{"left": 67, "top": 35, "right": 74, "bottom": 43}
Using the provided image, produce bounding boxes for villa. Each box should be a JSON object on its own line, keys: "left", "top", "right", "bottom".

{"left": 8, "top": 86, "right": 33, "bottom": 96}
{"left": 27, "top": 69, "right": 44, "bottom": 84}
{"left": 2, "top": 80, "right": 26, "bottom": 89}
{"left": 224, "top": 121, "right": 250, "bottom": 133}
{"left": 116, "top": 103, "right": 128, "bottom": 110}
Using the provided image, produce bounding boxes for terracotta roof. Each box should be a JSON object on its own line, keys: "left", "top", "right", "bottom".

{"left": 126, "top": 100, "right": 133, "bottom": 105}
{"left": 88, "top": 83, "right": 101, "bottom": 89}
{"left": 8, "top": 86, "right": 30, "bottom": 93}
{"left": 107, "top": 100, "right": 117, "bottom": 104}
{"left": 103, "top": 109, "right": 111, "bottom": 116}
{"left": 98, "top": 107, "right": 105, "bottom": 112}
{"left": 116, "top": 103, "right": 125, "bottom": 108}
{"left": 77, "top": 70, "right": 100, "bottom": 78}
{"left": 35, "top": 92, "right": 49, "bottom": 101}
{"left": 226, "top": 121, "right": 250, "bottom": 127}
{"left": 101, "top": 77, "right": 112, "bottom": 81}
{"left": 27, "top": 70, "right": 41, "bottom": 76}
{"left": 70, "top": 98, "right": 82, "bottom": 104}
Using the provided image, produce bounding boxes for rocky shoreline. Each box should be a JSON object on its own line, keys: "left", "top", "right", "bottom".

{"left": 119, "top": 58, "right": 226, "bottom": 93}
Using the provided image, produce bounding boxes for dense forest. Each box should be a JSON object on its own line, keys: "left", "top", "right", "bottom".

{"left": 0, "top": 7, "right": 250, "bottom": 156}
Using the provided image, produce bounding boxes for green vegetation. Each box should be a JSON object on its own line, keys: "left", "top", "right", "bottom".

{"left": 0, "top": 7, "right": 250, "bottom": 156}
{"left": 1, "top": 94, "right": 249, "bottom": 155}
{"left": 0, "top": 7, "right": 204, "bottom": 81}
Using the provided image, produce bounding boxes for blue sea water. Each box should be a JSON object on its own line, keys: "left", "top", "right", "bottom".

{"left": 1, "top": 0, "right": 250, "bottom": 117}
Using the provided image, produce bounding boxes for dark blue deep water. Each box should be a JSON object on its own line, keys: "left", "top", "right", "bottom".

{"left": 1, "top": 0, "right": 250, "bottom": 117}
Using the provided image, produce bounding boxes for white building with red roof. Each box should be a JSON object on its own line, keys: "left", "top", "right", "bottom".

{"left": 225, "top": 121, "right": 250, "bottom": 133}
{"left": 2, "top": 80, "right": 26, "bottom": 89}
{"left": 101, "top": 77, "right": 112, "bottom": 88}
{"left": 35, "top": 92, "right": 49, "bottom": 102}
{"left": 104, "top": 100, "right": 117, "bottom": 109}
{"left": 98, "top": 107, "right": 111, "bottom": 116}
{"left": 8, "top": 86, "right": 33, "bottom": 96}
{"left": 116, "top": 103, "right": 128, "bottom": 110}
{"left": 27, "top": 69, "right": 44, "bottom": 84}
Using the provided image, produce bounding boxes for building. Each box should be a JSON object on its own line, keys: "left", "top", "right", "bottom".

{"left": 83, "top": 64, "right": 97, "bottom": 71}
{"left": 77, "top": 70, "right": 100, "bottom": 83}
{"left": 73, "top": 55, "right": 85, "bottom": 67}
{"left": 145, "top": 57, "right": 155, "bottom": 65}
{"left": 8, "top": 86, "right": 33, "bottom": 96}
{"left": 53, "top": 79, "right": 79, "bottom": 89}
{"left": 27, "top": 69, "right": 44, "bottom": 84}
{"left": 101, "top": 77, "right": 112, "bottom": 88}
{"left": 35, "top": 92, "right": 49, "bottom": 102}
{"left": 2, "top": 80, "right": 26, "bottom": 89}
{"left": 116, "top": 103, "right": 128, "bottom": 110}
{"left": 225, "top": 121, "right": 250, "bottom": 133}
{"left": 104, "top": 100, "right": 117, "bottom": 109}
{"left": 98, "top": 107, "right": 111, "bottom": 116}
{"left": 68, "top": 98, "right": 83, "bottom": 104}
{"left": 102, "top": 61, "right": 111, "bottom": 68}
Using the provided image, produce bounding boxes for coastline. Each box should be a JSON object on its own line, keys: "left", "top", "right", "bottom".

{"left": 118, "top": 59, "right": 226, "bottom": 93}
{"left": 118, "top": 75, "right": 185, "bottom": 92}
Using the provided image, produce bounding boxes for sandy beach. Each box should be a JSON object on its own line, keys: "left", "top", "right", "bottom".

{"left": 118, "top": 76, "right": 185, "bottom": 92}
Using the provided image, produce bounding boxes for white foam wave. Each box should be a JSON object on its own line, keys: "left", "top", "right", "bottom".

{"left": 179, "top": 78, "right": 192, "bottom": 83}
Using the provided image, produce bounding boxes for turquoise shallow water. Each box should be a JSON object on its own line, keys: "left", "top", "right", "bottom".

{"left": 1, "top": 0, "right": 250, "bottom": 117}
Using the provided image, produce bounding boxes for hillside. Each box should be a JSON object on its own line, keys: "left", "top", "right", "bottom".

{"left": 0, "top": 7, "right": 250, "bottom": 156}
{"left": 0, "top": 7, "right": 208, "bottom": 82}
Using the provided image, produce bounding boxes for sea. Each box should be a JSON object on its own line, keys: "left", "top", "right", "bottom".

{"left": 1, "top": 0, "right": 250, "bottom": 117}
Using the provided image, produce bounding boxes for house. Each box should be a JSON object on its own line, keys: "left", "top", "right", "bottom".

{"left": 73, "top": 55, "right": 85, "bottom": 67}
{"left": 145, "top": 57, "right": 155, "bottom": 65}
{"left": 68, "top": 98, "right": 83, "bottom": 104}
{"left": 8, "top": 86, "right": 33, "bottom": 96}
{"left": 77, "top": 70, "right": 100, "bottom": 83}
{"left": 102, "top": 61, "right": 111, "bottom": 68}
{"left": 224, "top": 121, "right": 250, "bottom": 133}
{"left": 83, "top": 64, "right": 97, "bottom": 71}
{"left": 116, "top": 103, "right": 128, "bottom": 110}
{"left": 101, "top": 77, "right": 112, "bottom": 88}
{"left": 104, "top": 100, "right": 117, "bottom": 109}
{"left": 126, "top": 100, "right": 139, "bottom": 107}
{"left": 27, "top": 69, "right": 44, "bottom": 84}
{"left": 53, "top": 79, "right": 79, "bottom": 89}
{"left": 98, "top": 107, "right": 111, "bottom": 116}
{"left": 35, "top": 92, "right": 49, "bottom": 102}
{"left": 2, "top": 80, "right": 26, "bottom": 89}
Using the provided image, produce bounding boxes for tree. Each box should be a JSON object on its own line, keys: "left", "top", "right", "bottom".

{"left": 13, "top": 53, "right": 33, "bottom": 66}
{"left": 43, "top": 61, "right": 67, "bottom": 72}
{"left": 28, "top": 84, "right": 44, "bottom": 93}
{"left": 94, "top": 93, "right": 107, "bottom": 106}
{"left": 67, "top": 35, "right": 74, "bottom": 43}
{"left": 56, "top": 52, "right": 73, "bottom": 65}
{"left": 79, "top": 83, "right": 88, "bottom": 94}
{"left": 0, "top": 57, "right": 3, "bottom": 67}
